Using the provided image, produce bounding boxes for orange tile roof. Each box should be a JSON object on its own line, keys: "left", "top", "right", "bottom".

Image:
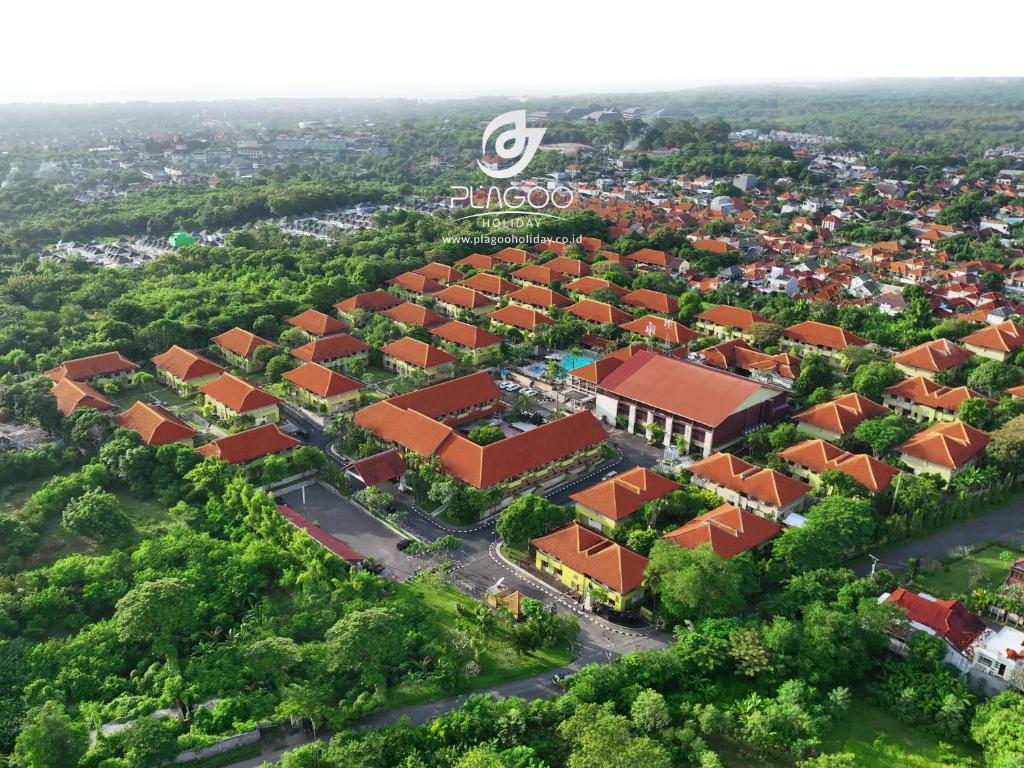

{"left": 281, "top": 362, "right": 364, "bottom": 398}
{"left": 570, "top": 466, "right": 680, "bottom": 522}
{"left": 566, "top": 299, "right": 632, "bottom": 325}
{"left": 892, "top": 339, "right": 973, "bottom": 373}
{"left": 693, "top": 239, "right": 732, "bottom": 255}
{"left": 457, "top": 273, "right": 518, "bottom": 297}
{"left": 961, "top": 321, "right": 1024, "bottom": 354}
{"left": 898, "top": 420, "right": 991, "bottom": 470}
{"left": 695, "top": 305, "right": 769, "bottom": 331}
{"left": 777, "top": 438, "right": 899, "bottom": 492}
{"left": 286, "top": 309, "right": 348, "bottom": 337}
{"left": 885, "top": 587, "right": 985, "bottom": 652}
{"left": 357, "top": 387, "right": 606, "bottom": 489}
{"left": 381, "top": 301, "right": 446, "bottom": 328}
{"left": 597, "top": 350, "right": 780, "bottom": 428}
{"left": 359, "top": 371, "right": 502, "bottom": 423}
{"left": 565, "top": 276, "right": 628, "bottom": 298}
{"left": 197, "top": 423, "right": 300, "bottom": 464}
{"left": 388, "top": 271, "right": 444, "bottom": 295}
{"left": 431, "top": 320, "right": 502, "bottom": 349}
{"left": 380, "top": 337, "right": 456, "bottom": 368}
{"left": 291, "top": 333, "right": 369, "bottom": 363}
{"left": 492, "top": 246, "right": 531, "bottom": 265}
{"left": 488, "top": 304, "right": 555, "bottom": 331}
{"left": 211, "top": 327, "right": 279, "bottom": 359}
{"left": 546, "top": 256, "right": 590, "bottom": 277}
{"left": 46, "top": 351, "right": 138, "bottom": 383}
{"left": 511, "top": 264, "right": 568, "bottom": 286}
{"left": 197, "top": 373, "right": 281, "bottom": 413}
{"left": 662, "top": 503, "right": 782, "bottom": 559}
{"left": 455, "top": 253, "right": 499, "bottom": 271}
{"left": 114, "top": 401, "right": 197, "bottom": 445}
{"left": 619, "top": 315, "right": 701, "bottom": 345}
{"left": 530, "top": 522, "right": 648, "bottom": 594}
{"left": 627, "top": 247, "right": 672, "bottom": 266}
{"left": 333, "top": 290, "right": 402, "bottom": 314}
{"left": 795, "top": 393, "right": 888, "bottom": 436}
{"left": 884, "top": 376, "right": 989, "bottom": 412}
{"left": 784, "top": 321, "right": 869, "bottom": 350}
{"left": 622, "top": 289, "right": 678, "bottom": 314}
{"left": 151, "top": 346, "right": 225, "bottom": 382}
{"left": 413, "top": 262, "right": 463, "bottom": 283}
{"left": 433, "top": 285, "right": 496, "bottom": 310}
{"left": 688, "top": 452, "right": 811, "bottom": 508}
{"left": 51, "top": 378, "right": 117, "bottom": 416}
{"left": 509, "top": 285, "right": 572, "bottom": 309}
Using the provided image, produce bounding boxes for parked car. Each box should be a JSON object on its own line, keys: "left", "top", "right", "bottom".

{"left": 505, "top": 384, "right": 521, "bottom": 392}
{"left": 521, "top": 388, "right": 537, "bottom": 396}
{"left": 602, "top": 470, "right": 617, "bottom": 480}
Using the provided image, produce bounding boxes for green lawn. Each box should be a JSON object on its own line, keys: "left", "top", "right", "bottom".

{"left": 383, "top": 579, "right": 574, "bottom": 708}
{"left": 820, "top": 697, "right": 980, "bottom": 768}
{"left": 913, "top": 543, "right": 1024, "bottom": 598}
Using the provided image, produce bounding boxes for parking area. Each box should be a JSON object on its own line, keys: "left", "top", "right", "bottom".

{"left": 278, "top": 482, "right": 433, "bottom": 581}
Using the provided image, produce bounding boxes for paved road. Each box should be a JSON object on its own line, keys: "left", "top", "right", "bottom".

{"left": 854, "top": 495, "right": 1024, "bottom": 576}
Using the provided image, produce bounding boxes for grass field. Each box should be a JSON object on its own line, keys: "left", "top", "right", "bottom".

{"left": 384, "top": 579, "right": 574, "bottom": 708}
{"left": 719, "top": 696, "right": 979, "bottom": 767}
{"left": 913, "top": 543, "right": 1023, "bottom": 597}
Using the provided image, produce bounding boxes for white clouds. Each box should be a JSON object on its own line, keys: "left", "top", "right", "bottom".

{"left": 3, "top": 0, "right": 1020, "bottom": 103}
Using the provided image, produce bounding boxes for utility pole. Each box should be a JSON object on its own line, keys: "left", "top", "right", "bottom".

{"left": 868, "top": 554, "right": 879, "bottom": 577}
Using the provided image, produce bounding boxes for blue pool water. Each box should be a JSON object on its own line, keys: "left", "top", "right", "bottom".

{"left": 560, "top": 353, "right": 595, "bottom": 371}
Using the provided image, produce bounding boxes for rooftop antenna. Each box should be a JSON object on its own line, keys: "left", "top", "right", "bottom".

{"left": 645, "top": 320, "right": 656, "bottom": 353}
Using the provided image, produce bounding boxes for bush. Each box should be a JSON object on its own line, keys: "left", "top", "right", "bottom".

{"left": 61, "top": 488, "right": 129, "bottom": 540}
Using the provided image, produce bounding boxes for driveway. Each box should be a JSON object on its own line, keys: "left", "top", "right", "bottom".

{"left": 278, "top": 483, "right": 432, "bottom": 581}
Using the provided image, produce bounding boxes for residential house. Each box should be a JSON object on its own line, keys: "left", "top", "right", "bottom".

{"left": 511, "top": 264, "right": 568, "bottom": 288}
{"left": 892, "top": 338, "right": 974, "bottom": 380}
{"left": 897, "top": 420, "right": 990, "bottom": 480}
{"left": 412, "top": 262, "right": 463, "bottom": 285}
{"left": 564, "top": 276, "right": 628, "bottom": 299}
{"left": 777, "top": 438, "right": 900, "bottom": 493}
{"left": 197, "top": 423, "right": 300, "bottom": 465}
{"left": 619, "top": 315, "right": 701, "bottom": 347}
{"left": 694, "top": 305, "right": 770, "bottom": 341}
{"left": 151, "top": 345, "right": 225, "bottom": 394}
{"left": 379, "top": 337, "right": 457, "bottom": 382}
{"left": 281, "top": 362, "right": 364, "bottom": 415}
{"left": 662, "top": 503, "right": 782, "bottom": 559}
{"left": 508, "top": 285, "right": 573, "bottom": 310}
{"left": 487, "top": 304, "right": 555, "bottom": 339}
{"left": 883, "top": 377, "right": 989, "bottom": 423}
{"left": 210, "top": 328, "right": 279, "bottom": 372}
{"left": 879, "top": 587, "right": 986, "bottom": 674}
{"left": 46, "top": 351, "right": 139, "bottom": 384}
{"left": 387, "top": 270, "right": 444, "bottom": 300}
{"left": 530, "top": 523, "right": 648, "bottom": 611}
{"left": 197, "top": 373, "right": 281, "bottom": 424}
{"left": 627, "top": 247, "right": 674, "bottom": 270}
{"left": 113, "top": 401, "right": 197, "bottom": 446}
{"left": 961, "top": 321, "right": 1024, "bottom": 362}
{"left": 492, "top": 247, "right": 531, "bottom": 265}
{"left": 286, "top": 309, "right": 349, "bottom": 341}
{"left": 546, "top": 256, "right": 590, "bottom": 278}
{"left": 380, "top": 301, "right": 446, "bottom": 331}
{"left": 51, "top": 377, "right": 117, "bottom": 417}
{"left": 566, "top": 299, "right": 631, "bottom": 328}
{"left": 433, "top": 285, "right": 496, "bottom": 318}
{"left": 697, "top": 338, "right": 801, "bottom": 389}
{"left": 781, "top": 321, "right": 870, "bottom": 364}
{"left": 430, "top": 320, "right": 503, "bottom": 364}
{"left": 794, "top": 393, "right": 889, "bottom": 441}
{"left": 687, "top": 452, "right": 811, "bottom": 521}
{"left": 570, "top": 466, "right": 680, "bottom": 534}
{"left": 455, "top": 253, "right": 500, "bottom": 271}
{"left": 290, "top": 333, "right": 370, "bottom": 371}
{"left": 622, "top": 289, "right": 678, "bottom": 315}
{"left": 334, "top": 290, "right": 402, "bottom": 325}
{"left": 457, "top": 273, "right": 518, "bottom": 300}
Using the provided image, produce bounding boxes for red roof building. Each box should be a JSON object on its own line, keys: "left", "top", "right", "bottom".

{"left": 898, "top": 420, "right": 991, "bottom": 478}
{"left": 433, "top": 285, "right": 496, "bottom": 315}
{"left": 795, "top": 393, "right": 889, "bottom": 440}
{"left": 508, "top": 285, "right": 573, "bottom": 310}
{"left": 348, "top": 449, "right": 408, "bottom": 487}
{"left": 457, "top": 273, "right": 518, "bottom": 298}
{"left": 783, "top": 321, "right": 870, "bottom": 354}
{"left": 286, "top": 308, "right": 348, "bottom": 338}
{"left": 961, "top": 320, "right": 1024, "bottom": 361}
{"left": 281, "top": 362, "right": 364, "bottom": 399}
{"left": 46, "top": 351, "right": 138, "bottom": 383}
{"left": 455, "top": 253, "right": 499, "bottom": 271}
{"left": 571, "top": 466, "right": 680, "bottom": 529}
{"left": 277, "top": 504, "right": 365, "bottom": 563}
{"left": 488, "top": 304, "right": 555, "bottom": 333}
{"left": 381, "top": 301, "right": 446, "bottom": 329}
{"left": 566, "top": 299, "right": 632, "bottom": 326}
{"left": 211, "top": 327, "right": 279, "bottom": 361}
{"left": 198, "top": 423, "right": 300, "bottom": 464}
{"left": 290, "top": 334, "right": 370, "bottom": 366}
{"left": 492, "top": 246, "right": 531, "bottom": 265}
{"left": 431, "top": 320, "right": 502, "bottom": 353}
{"left": 546, "top": 256, "right": 590, "bottom": 278}
{"left": 51, "top": 378, "right": 117, "bottom": 416}
{"left": 530, "top": 522, "right": 648, "bottom": 602}
{"left": 694, "top": 305, "right": 769, "bottom": 336}
{"left": 151, "top": 346, "right": 225, "bottom": 387}
{"left": 334, "top": 290, "right": 402, "bottom": 317}
{"left": 564, "top": 276, "right": 628, "bottom": 298}
{"left": 412, "top": 262, "right": 463, "bottom": 284}
{"left": 688, "top": 452, "right": 811, "bottom": 520}
{"left": 777, "top": 438, "right": 900, "bottom": 493}
{"left": 380, "top": 337, "right": 457, "bottom": 371}
{"left": 511, "top": 264, "right": 568, "bottom": 287}
{"left": 893, "top": 338, "right": 973, "bottom": 378}
{"left": 388, "top": 270, "right": 444, "bottom": 296}
{"left": 883, "top": 376, "right": 989, "bottom": 422}
{"left": 662, "top": 503, "right": 782, "bottom": 559}
{"left": 627, "top": 247, "right": 673, "bottom": 269}
{"left": 197, "top": 373, "right": 281, "bottom": 416}
{"left": 883, "top": 587, "right": 986, "bottom": 654}
{"left": 619, "top": 315, "right": 701, "bottom": 345}
{"left": 622, "top": 289, "right": 679, "bottom": 315}
{"left": 114, "top": 401, "right": 197, "bottom": 446}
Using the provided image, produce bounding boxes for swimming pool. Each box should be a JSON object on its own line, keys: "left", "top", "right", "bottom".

{"left": 560, "top": 353, "right": 595, "bottom": 371}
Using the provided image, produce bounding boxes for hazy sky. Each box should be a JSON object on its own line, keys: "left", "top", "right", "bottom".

{"left": 4, "top": 1, "right": 1021, "bottom": 104}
